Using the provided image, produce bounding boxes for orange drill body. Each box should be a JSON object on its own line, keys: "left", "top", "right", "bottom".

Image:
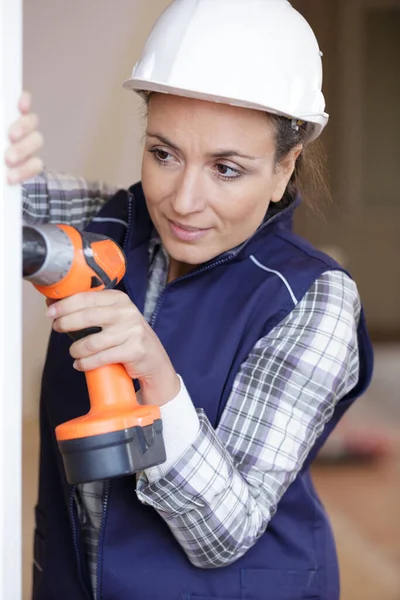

{"left": 34, "top": 224, "right": 126, "bottom": 298}
{"left": 23, "top": 223, "right": 166, "bottom": 484}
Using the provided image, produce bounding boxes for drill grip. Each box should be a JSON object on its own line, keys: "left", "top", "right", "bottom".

{"left": 68, "top": 327, "right": 102, "bottom": 341}
{"left": 55, "top": 364, "right": 161, "bottom": 441}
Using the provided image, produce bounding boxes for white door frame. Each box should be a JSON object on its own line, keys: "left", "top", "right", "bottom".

{"left": 0, "top": 0, "right": 23, "bottom": 598}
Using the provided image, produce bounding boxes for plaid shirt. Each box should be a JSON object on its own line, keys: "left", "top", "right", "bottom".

{"left": 24, "top": 172, "right": 361, "bottom": 597}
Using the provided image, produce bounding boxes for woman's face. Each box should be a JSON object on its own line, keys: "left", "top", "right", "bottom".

{"left": 142, "top": 94, "right": 300, "bottom": 273}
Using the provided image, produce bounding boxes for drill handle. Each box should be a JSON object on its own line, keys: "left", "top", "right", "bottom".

{"left": 56, "top": 363, "right": 162, "bottom": 441}
{"left": 68, "top": 327, "right": 102, "bottom": 341}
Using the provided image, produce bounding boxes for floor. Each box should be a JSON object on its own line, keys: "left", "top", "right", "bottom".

{"left": 312, "top": 345, "right": 400, "bottom": 599}
{"left": 22, "top": 345, "right": 400, "bottom": 599}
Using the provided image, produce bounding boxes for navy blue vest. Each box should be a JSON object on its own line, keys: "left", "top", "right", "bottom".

{"left": 33, "top": 183, "right": 373, "bottom": 600}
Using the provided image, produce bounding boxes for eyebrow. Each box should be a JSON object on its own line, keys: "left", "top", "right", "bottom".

{"left": 146, "top": 132, "right": 259, "bottom": 161}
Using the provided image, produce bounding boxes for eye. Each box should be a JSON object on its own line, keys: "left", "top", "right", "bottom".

{"left": 215, "top": 163, "right": 243, "bottom": 181}
{"left": 148, "top": 148, "right": 174, "bottom": 164}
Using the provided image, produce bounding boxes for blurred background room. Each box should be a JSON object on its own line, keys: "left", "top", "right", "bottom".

{"left": 22, "top": 1, "right": 400, "bottom": 598}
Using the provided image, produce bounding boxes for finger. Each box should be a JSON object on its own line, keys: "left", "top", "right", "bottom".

{"left": 73, "top": 344, "right": 133, "bottom": 373}
{"left": 5, "top": 130, "right": 43, "bottom": 167}
{"left": 18, "top": 91, "right": 32, "bottom": 115}
{"left": 8, "top": 112, "right": 39, "bottom": 143}
{"left": 69, "top": 328, "right": 128, "bottom": 360}
{"left": 47, "top": 290, "right": 130, "bottom": 319}
{"left": 7, "top": 157, "right": 44, "bottom": 185}
{"left": 52, "top": 306, "right": 118, "bottom": 333}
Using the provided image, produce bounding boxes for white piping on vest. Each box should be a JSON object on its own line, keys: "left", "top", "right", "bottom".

{"left": 250, "top": 255, "right": 298, "bottom": 306}
{"left": 91, "top": 217, "right": 128, "bottom": 227}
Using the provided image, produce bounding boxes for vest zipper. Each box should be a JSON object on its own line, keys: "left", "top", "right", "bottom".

{"left": 95, "top": 480, "right": 111, "bottom": 600}
{"left": 69, "top": 487, "right": 92, "bottom": 599}
{"left": 123, "top": 193, "right": 134, "bottom": 249}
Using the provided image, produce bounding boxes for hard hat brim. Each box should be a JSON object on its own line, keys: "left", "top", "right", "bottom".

{"left": 123, "top": 77, "right": 329, "bottom": 143}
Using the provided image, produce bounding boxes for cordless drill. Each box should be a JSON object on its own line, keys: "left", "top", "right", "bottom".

{"left": 22, "top": 223, "right": 166, "bottom": 485}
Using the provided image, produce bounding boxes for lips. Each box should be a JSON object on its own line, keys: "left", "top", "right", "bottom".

{"left": 167, "top": 219, "right": 211, "bottom": 242}
{"left": 170, "top": 220, "right": 208, "bottom": 232}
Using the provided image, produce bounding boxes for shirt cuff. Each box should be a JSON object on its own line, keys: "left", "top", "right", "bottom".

{"left": 137, "top": 412, "right": 232, "bottom": 516}
{"left": 144, "top": 375, "right": 200, "bottom": 483}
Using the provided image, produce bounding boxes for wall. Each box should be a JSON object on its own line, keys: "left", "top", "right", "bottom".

{"left": 292, "top": 0, "right": 400, "bottom": 338}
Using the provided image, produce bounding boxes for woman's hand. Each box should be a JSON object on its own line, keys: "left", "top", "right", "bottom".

{"left": 5, "top": 91, "right": 44, "bottom": 185}
{"left": 47, "top": 290, "right": 180, "bottom": 407}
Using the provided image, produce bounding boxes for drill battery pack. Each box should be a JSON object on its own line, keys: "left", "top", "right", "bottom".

{"left": 58, "top": 420, "right": 166, "bottom": 484}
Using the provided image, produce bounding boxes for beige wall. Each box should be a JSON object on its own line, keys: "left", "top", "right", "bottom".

{"left": 22, "top": 0, "right": 171, "bottom": 419}
{"left": 292, "top": 0, "right": 400, "bottom": 337}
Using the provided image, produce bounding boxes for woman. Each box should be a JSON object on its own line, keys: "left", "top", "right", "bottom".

{"left": 6, "top": 1, "right": 373, "bottom": 599}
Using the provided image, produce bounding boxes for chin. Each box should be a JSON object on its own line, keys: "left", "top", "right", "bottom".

{"left": 164, "top": 238, "right": 217, "bottom": 266}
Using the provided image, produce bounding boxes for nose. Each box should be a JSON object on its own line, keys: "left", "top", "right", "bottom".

{"left": 171, "top": 166, "right": 206, "bottom": 216}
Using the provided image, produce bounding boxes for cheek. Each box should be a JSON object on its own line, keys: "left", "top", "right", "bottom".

{"left": 217, "top": 182, "right": 271, "bottom": 233}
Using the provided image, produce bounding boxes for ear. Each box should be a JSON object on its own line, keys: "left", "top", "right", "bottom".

{"left": 271, "top": 144, "right": 303, "bottom": 203}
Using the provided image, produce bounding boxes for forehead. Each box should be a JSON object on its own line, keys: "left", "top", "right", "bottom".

{"left": 146, "top": 93, "right": 275, "bottom": 153}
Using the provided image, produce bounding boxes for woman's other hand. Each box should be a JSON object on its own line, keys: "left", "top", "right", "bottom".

{"left": 5, "top": 91, "right": 44, "bottom": 185}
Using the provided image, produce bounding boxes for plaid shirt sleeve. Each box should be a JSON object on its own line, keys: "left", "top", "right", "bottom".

{"left": 22, "top": 171, "right": 118, "bottom": 228}
{"left": 136, "top": 270, "right": 361, "bottom": 568}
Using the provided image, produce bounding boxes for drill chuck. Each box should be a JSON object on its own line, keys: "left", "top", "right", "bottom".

{"left": 22, "top": 226, "right": 47, "bottom": 277}
{"left": 23, "top": 224, "right": 74, "bottom": 286}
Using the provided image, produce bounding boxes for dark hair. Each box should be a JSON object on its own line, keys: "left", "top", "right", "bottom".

{"left": 269, "top": 114, "right": 330, "bottom": 213}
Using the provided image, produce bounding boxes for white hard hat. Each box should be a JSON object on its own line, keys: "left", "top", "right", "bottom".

{"left": 123, "top": 0, "right": 329, "bottom": 142}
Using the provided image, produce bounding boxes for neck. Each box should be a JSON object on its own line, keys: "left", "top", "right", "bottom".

{"left": 167, "top": 258, "right": 194, "bottom": 283}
